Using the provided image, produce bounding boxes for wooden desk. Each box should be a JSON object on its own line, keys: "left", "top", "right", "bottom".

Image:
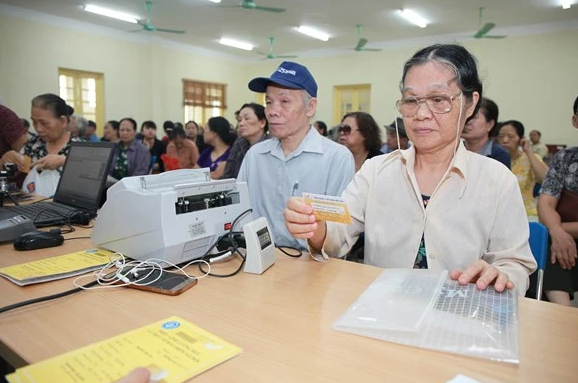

{"left": 0, "top": 232, "right": 577, "bottom": 383}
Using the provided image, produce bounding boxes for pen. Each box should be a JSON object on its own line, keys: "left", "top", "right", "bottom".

{"left": 292, "top": 181, "right": 299, "bottom": 197}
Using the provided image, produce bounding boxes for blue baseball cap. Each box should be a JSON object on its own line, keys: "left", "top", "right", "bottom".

{"left": 248, "top": 61, "right": 318, "bottom": 97}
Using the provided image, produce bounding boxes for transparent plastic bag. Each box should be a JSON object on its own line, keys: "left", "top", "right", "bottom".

{"left": 333, "top": 269, "right": 447, "bottom": 332}
{"left": 333, "top": 269, "right": 519, "bottom": 363}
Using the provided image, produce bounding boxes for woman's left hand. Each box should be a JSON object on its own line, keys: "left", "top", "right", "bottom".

{"left": 33, "top": 154, "right": 65, "bottom": 171}
{"left": 450, "top": 260, "right": 514, "bottom": 292}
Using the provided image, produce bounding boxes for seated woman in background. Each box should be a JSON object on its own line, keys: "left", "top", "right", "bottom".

{"left": 140, "top": 120, "right": 166, "bottom": 172}
{"left": 165, "top": 126, "right": 199, "bottom": 169}
{"left": 497, "top": 120, "right": 547, "bottom": 217}
{"left": 221, "top": 103, "right": 269, "bottom": 179}
{"left": 185, "top": 120, "right": 207, "bottom": 153}
{"left": 285, "top": 43, "right": 536, "bottom": 295}
{"left": 110, "top": 118, "right": 151, "bottom": 180}
{"left": 101, "top": 120, "right": 120, "bottom": 143}
{"left": 3, "top": 93, "right": 79, "bottom": 195}
{"left": 197, "top": 116, "right": 236, "bottom": 179}
{"left": 338, "top": 111, "right": 383, "bottom": 172}
{"left": 538, "top": 95, "right": 578, "bottom": 306}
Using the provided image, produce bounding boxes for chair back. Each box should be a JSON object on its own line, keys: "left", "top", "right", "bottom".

{"left": 529, "top": 222, "right": 548, "bottom": 271}
{"left": 149, "top": 155, "right": 157, "bottom": 174}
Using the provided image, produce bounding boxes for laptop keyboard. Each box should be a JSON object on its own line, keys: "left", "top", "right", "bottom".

{"left": 8, "top": 203, "right": 76, "bottom": 226}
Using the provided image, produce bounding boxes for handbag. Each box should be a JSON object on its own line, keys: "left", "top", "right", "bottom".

{"left": 555, "top": 189, "right": 578, "bottom": 223}
{"left": 21, "top": 167, "right": 61, "bottom": 197}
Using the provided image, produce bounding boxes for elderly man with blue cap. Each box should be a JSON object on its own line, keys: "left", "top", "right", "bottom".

{"left": 238, "top": 61, "right": 355, "bottom": 250}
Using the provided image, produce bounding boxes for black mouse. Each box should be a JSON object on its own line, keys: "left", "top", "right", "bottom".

{"left": 13, "top": 230, "right": 64, "bottom": 251}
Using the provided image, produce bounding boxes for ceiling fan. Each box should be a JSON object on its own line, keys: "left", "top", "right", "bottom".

{"left": 131, "top": 1, "right": 185, "bottom": 34}
{"left": 256, "top": 37, "right": 298, "bottom": 60}
{"left": 222, "top": 0, "right": 286, "bottom": 13}
{"left": 473, "top": 7, "right": 506, "bottom": 39}
{"left": 353, "top": 24, "right": 382, "bottom": 52}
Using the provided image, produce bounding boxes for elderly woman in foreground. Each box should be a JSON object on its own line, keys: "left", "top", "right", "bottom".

{"left": 284, "top": 44, "right": 536, "bottom": 295}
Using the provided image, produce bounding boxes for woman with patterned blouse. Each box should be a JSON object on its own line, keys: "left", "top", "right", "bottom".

{"left": 2, "top": 94, "right": 78, "bottom": 193}
{"left": 497, "top": 120, "right": 548, "bottom": 217}
{"left": 538, "top": 95, "right": 578, "bottom": 305}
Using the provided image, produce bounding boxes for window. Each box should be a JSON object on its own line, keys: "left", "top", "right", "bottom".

{"left": 333, "top": 84, "right": 371, "bottom": 124}
{"left": 183, "top": 79, "right": 227, "bottom": 125}
{"left": 58, "top": 68, "right": 104, "bottom": 134}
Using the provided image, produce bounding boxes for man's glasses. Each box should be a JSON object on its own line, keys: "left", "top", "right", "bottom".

{"left": 338, "top": 125, "right": 358, "bottom": 135}
{"left": 396, "top": 92, "right": 462, "bottom": 117}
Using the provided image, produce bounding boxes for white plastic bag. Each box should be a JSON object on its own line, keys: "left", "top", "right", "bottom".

{"left": 22, "top": 167, "right": 60, "bottom": 197}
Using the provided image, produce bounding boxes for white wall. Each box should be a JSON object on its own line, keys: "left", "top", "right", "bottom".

{"left": 0, "top": 11, "right": 251, "bottom": 132}
{"left": 1, "top": 9, "right": 577, "bottom": 145}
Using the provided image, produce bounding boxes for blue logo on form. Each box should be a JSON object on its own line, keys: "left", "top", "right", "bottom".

{"left": 162, "top": 321, "right": 180, "bottom": 330}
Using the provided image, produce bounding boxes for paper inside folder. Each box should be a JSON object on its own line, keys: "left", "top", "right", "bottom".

{"left": 333, "top": 269, "right": 447, "bottom": 332}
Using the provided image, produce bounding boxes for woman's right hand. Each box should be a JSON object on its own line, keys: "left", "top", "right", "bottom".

{"left": 550, "top": 226, "right": 577, "bottom": 269}
{"left": 1, "top": 150, "right": 24, "bottom": 169}
{"left": 520, "top": 137, "right": 531, "bottom": 154}
{"left": 284, "top": 197, "right": 318, "bottom": 239}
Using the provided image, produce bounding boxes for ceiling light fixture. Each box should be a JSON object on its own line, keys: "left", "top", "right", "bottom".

{"left": 208, "top": 0, "right": 222, "bottom": 3}
{"left": 562, "top": 1, "right": 571, "bottom": 9}
{"left": 296, "top": 26, "right": 330, "bottom": 41}
{"left": 219, "top": 38, "right": 253, "bottom": 51}
{"left": 84, "top": 4, "right": 138, "bottom": 23}
{"left": 398, "top": 9, "right": 428, "bottom": 28}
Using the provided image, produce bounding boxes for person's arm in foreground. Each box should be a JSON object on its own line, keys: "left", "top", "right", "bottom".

{"left": 114, "top": 368, "right": 152, "bottom": 383}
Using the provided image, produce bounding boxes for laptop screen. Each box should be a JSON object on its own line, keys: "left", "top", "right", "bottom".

{"left": 53, "top": 141, "right": 115, "bottom": 211}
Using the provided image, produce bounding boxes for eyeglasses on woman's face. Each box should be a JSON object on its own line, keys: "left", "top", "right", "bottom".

{"left": 338, "top": 124, "right": 358, "bottom": 135}
{"left": 396, "top": 92, "right": 462, "bottom": 117}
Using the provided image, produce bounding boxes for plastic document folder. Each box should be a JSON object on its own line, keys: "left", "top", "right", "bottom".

{"left": 0, "top": 248, "right": 115, "bottom": 286}
{"left": 5, "top": 316, "right": 242, "bottom": 383}
{"left": 333, "top": 269, "right": 519, "bottom": 363}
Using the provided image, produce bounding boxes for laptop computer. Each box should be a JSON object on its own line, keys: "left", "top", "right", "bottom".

{"left": 4, "top": 141, "right": 116, "bottom": 227}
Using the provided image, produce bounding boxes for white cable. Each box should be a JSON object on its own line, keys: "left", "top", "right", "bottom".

{"left": 453, "top": 93, "right": 464, "bottom": 156}
{"left": 72, "top": 253, "right": 211, "bottom": 291}
{"left": 394, "top": 110, "right": 401, "bottom": 152}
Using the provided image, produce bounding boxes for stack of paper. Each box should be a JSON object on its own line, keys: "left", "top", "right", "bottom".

{"left": 0, "top": 248, "right": 115, "bottom": 286}
{"left": 6, "top": 316, "right": 242, "bottom": 383}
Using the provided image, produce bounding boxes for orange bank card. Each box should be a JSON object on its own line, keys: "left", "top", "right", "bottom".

{"left": 302, "top": 192, "right": 352, "bottom": 224}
